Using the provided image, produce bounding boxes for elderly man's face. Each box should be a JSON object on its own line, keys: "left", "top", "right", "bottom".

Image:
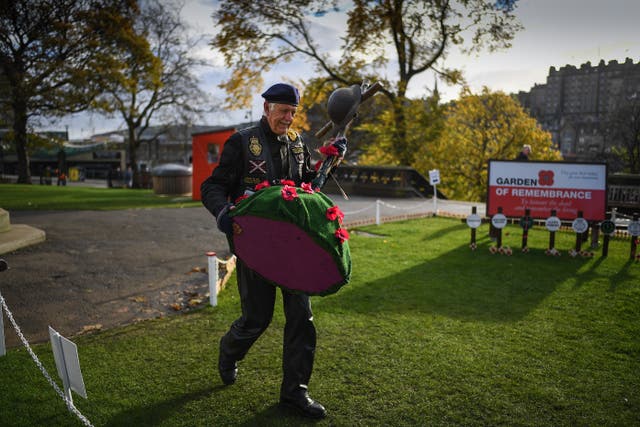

{"left": 264, "top": 102, "right": 297, "bottom": 135}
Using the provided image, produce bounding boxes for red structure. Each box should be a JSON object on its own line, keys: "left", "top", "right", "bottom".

{"left": 191, "top": 127, "right": 235, "bottom": 200}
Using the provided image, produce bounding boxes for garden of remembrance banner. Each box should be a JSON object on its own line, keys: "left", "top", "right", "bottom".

{"left": 487, "top": 160, "right": 607, "bottom": 221}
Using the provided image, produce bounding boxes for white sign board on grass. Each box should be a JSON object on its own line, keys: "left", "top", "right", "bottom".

{"left": 49, "top": 326, "right": 87, "bottom": 402}
{"left": 466, "top": 213, "right": 482, "bottom": 229}
{"left": 429, "top": 169, "right": 440, "bottom": 185}
{"left": 545, "top": 216, "right": 562, "bottom": 232}
{"left": 572, "top": 217, "right": 589, "bottom": 234}
{"left": 491, "top": 213, "right": 508, "bottom": 229}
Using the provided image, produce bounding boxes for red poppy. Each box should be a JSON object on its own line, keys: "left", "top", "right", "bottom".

{"left": 255, "top": 180, "right": 270, "bottom": 191}
{"left": 235, "top": 194, "right": 249, "bottom": 204}
{"left": 335, "top": 228, "right": 349, "bottom": 243}
{"left": 301, "top": 182, "right": 314, "bottom": 194}
{"left": 280, "top": 179, "right": 296, "bottom": 186}
{"left": 314, "top": 160, "right": 323, "bottom": 171}
{"left": 326, "top": 205, "right": 344, "bottom": 223}
{"left": 281, "top": 185, "right": 298, "bottom": 201}
{"left": 319, "top": 145, "right": 340, "bottom": 157}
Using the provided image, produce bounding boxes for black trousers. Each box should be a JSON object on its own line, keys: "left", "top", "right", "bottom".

{"left": 219, "top": 259, "right": 317, "bottom": 398}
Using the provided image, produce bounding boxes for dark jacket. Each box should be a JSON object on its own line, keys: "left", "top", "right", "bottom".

{"left": 201, "top": 117, "right": 315, "bottom": 218}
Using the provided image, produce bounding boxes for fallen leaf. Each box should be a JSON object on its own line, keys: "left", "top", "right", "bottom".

{"left": 79, "top": 324, "right": 102, "bottom": 334}
{"left": 130, "top": 296, "right": 147, "bottom": 303}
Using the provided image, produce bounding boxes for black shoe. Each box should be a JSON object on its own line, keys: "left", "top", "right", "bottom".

{"left": 280, "top": 393, "right": 326, "bottom": 419}
{"left": 218, "top": 353, "right": 237, "bottom": 385}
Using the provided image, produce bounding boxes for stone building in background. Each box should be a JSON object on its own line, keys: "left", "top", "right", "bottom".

{"left": 516, "top": 58, "right": 640, "bottom": 169}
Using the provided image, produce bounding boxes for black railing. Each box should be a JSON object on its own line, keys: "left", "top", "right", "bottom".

{"left": 608, "top": 174, "right": 640, "bottom": 214}
{"left": 323, "top": 165, "right": 447, "bottom": 199}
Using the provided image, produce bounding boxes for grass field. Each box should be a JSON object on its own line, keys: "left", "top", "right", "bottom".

{"left": 1, "top": 214, "right": 638, "bottom": 426}
{"left": 0, "top": 184, "right": 201, "bottom": 210}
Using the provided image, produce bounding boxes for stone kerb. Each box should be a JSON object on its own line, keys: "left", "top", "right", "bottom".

{"left": 0, "top": 208, "right": 46, "bottom": 255}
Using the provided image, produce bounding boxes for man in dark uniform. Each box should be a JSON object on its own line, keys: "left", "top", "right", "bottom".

{"left": 201, "top": 83, "right": 343, "bottom": 419}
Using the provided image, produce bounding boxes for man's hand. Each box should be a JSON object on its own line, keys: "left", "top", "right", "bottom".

{"left": 216, "top": 204, "right": 235, "bottom": 236}
{"left": 320, "top": 136, "right": 347, "bottom": 164}
{"left": 332, "top": 137, "right": 347, "bottom": 159}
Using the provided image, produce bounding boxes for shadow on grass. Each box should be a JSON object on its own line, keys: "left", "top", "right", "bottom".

{"left": 321, "top": 242, "right": 593, "bottom": 322}
{"left": 420, "top": 221, "right": 468, "bottom": 241}
{"left": 236, "top": 404, "right": 327, "bottom": 427}
{"left": 105, "top": 390, "right": 325, "bottom": 427}
{"left": 104, "top": 386, "right": 219, "bottom": 426}
{"left": 607, "top": 258, "right": 636, "bottom": 292}
{"left": 568, "top": 254, "right": 636, "bottom": 292}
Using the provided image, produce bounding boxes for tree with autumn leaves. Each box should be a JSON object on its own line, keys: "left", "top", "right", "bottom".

{"left": 412, "top": 87, "right": 562, "bottom": 202}
{"left": 0, "top": 0, "right": 140, "bottom": 184}
{"left": 1, "top": 0, "right": 209, "bottom": 186}
{"left": 211, "top": 0, "right": 522, "bottom": 165}
{"left": 91, "top": 0, "right": 210, "bottom": 188}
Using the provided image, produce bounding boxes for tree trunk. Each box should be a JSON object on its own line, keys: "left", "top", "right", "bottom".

{"left": 127, "top": 127, "right": 140, "bottom": 188}
{"left": 13, "top": 100, "right": 31, "bottom": 184}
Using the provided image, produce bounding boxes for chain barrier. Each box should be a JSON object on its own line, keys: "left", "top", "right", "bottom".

{"left": 338, "top": 198, "right": 438, "bottom": 227}
{"left": 0, "top": 293, "right": 94, "bottom": 427}
{"left": 341, "top": 203, "right": 376, "bottom": 216}
{"left": 377, "top": 199, "right": 433, "bottom": 211}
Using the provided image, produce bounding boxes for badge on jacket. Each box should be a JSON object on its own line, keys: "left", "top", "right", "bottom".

{"left": 249, "top": 136, "right": 262, "bottom": 156}
{"left": 287, "top": 129, "right": 299, "bottom": 142}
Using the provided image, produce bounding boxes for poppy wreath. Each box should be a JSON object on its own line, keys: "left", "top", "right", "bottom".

{"left": 489, "top": 245, "right": 512, "bottom": 255}
{"left": 228, "top": 183, "right": 351, "bottom": 296}
{"left": 545, "top": 248, "right": 561, "bottom": 257}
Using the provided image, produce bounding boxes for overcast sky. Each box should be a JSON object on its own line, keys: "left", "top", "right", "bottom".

{"left": 56, "top": 0, "right": 640, "bottom": 140}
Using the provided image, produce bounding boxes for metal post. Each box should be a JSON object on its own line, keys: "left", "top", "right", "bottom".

{"left": 549, "top": 209, "right": 556, "bottom": 251}
{"left": 631, "top": 213, "right": 639, "bottom": 260}
{"left": 496, "top": 207, "right": 503, "bottom": 248}
{"left": 575, "top": 211, "right": 584, "bottom": 253}
{"left": 375, "top": 199, "right": 381, "bottom": 225}
{"left": 521, "top": 208, "right": 531, "bottom": 250}
{"left": 602, "top": 212, "right": 611, "bottom": 257}
{"left": 432, "top": 184, "right": 437, "bottom": 216}
{"left": 470, "top": 206, "right": 477, "bottom": 246}
{"left": 207, "top": 252, "right": 218, "bottom": 307}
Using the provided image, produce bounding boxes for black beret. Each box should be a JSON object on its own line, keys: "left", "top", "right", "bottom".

{"left": 261, "top": 83, "right": 300, "bottom": 106}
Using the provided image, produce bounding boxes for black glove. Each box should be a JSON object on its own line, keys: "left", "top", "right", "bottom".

{"left": 332, "top": 137, "right": 347, "bottom": 158}
{"left": 216, "top": 204, "right": 234, "bottom": 236}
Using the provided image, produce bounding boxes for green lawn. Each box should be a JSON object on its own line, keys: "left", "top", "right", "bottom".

{"left": 1, "top": 217, "right": 639, "bottom": 426}
{"left": 0, "top": 184, "right": 200, "bottom": 210}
